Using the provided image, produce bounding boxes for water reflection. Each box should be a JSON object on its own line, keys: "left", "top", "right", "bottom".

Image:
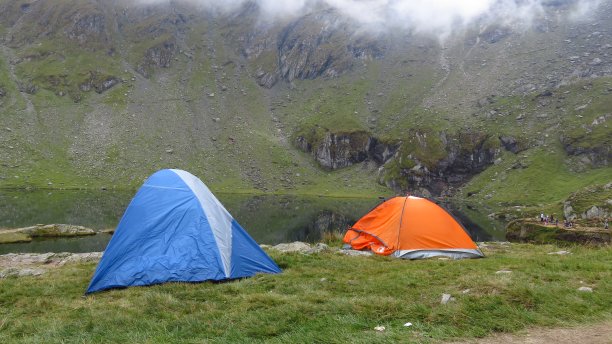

{"left": 0, "top": 190, "right": 505, "bottom": 254}
{"left": 0, "top": 189, "right": 130, "bottom": 230}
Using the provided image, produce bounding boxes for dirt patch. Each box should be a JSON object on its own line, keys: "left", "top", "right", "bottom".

{"left": 449, "top": 321, "right": 612, "bottom": 344}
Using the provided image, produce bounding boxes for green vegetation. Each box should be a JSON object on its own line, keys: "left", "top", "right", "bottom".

{"left": 379, "top": 147, "right": 415, "bottom": 190}
{"left": 292, "top": 77, "right": 371, "bottom": 136}
{"left": 565, "top": 183, "right": 612, "bottom": 218}
{"left": 460, "top": 146, "right": 612, "bottom": 219}
{"left": 0, "top": 243, "right": 610, "bottom": 342}
{"left": 0, "top": 1, "right": 610, "bottom": 218}
{"left": 14, "top": 38, "right": 122, "bottom": 103}
{"left": 0, "top": 231, "right": 31, "bottom": 244}
{"left": 506, "top": 220, "right": 610, "bottom": 245}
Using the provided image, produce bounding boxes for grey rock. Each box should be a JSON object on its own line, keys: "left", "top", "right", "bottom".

{"left": 499, "top": 136, "right": 525, "bottom": 154}
{"left": 590, "top": 58, "right": 602, "bottom": 66}
{"left": 0, "top": 268, "right": 46, "bottom": 278}
{"left": 339, "top": 249, "right": 373, "bottom": 257}
{"left": 495, "top": 269, "right": 512, "bottom": 274}
{"left": 441, "top": 293, "right": 455, "bottom": 304}
{"left": 548, "top": 250, "right": 571, "bottom": 255}
{"left": 564, "top": 202, "right": 576, "bottom": 220}
{"left": 271, "top": 241, "right": 320, "bottom": 254}
{"left": 575, "top": 104, "right": 588, "bottom": 111}
{"left": 583, "top": 206, "right": 609, "bottom": 219}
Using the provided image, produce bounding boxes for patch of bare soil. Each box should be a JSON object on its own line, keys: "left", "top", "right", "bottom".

{"left": 449, "top": 321, "right": 612, "bottom": 344}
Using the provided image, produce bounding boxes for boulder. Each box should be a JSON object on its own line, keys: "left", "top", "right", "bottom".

{"left": 563, "top": 201, "right": 576, "bottom": 221}
{"left": 499, "top": 136, "right": 525, "bottom": 154}
{"left": 583, "top": 206, "right": 608, "bottom": 220}
{"left": 271, "top": 241, "right": 314, "bottom": 254}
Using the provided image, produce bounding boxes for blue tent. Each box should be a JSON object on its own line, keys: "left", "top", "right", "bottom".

{"left": 86, "top": 169, "right": 281, "bottom": 294}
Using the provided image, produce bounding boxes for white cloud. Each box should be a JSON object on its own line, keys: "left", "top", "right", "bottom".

{"left": 134, "top": 0, "right": 603, "bottom": 35}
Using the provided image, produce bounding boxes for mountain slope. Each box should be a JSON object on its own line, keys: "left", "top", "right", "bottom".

{"left": 0, "top": 0, "right": 610, "bottom": 216}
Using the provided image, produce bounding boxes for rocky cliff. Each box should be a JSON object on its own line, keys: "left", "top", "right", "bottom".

{"left": 295, "top": 128, "right": 508, "bottom": 196}
{"left": 295, "top": 130, "right": 397, "bottom": 170}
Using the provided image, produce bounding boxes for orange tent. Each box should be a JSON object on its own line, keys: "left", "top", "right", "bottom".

{"left": 343, "top": 196, "right": 483, "bottom": 259}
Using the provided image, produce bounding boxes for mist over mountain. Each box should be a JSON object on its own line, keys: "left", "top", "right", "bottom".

{"left": 136, "top": 0, "right": 602, "bottom": 36}
{"left": 0, "top": 0, "right": 610, "bottom": 217}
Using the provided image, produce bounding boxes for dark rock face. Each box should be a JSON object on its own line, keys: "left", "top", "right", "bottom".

{"left": 255, "top": 69, "right": 279, "bottom": 89}
{"left": 65, "top": 12, "right": 107, "bottom": 45}
{"left": 79, "top": 71, "right": 119, "bottom": 94}
{"left": 295, "top": 135, "right": 312, "bottom": 153}
{"left": 137, "top": 40, "right": 176, "bottom": 78}
{"left": 480, "top": 26, "right": 511, "bottom": 44}
{"left": 295, "top": 130, "right": 398, "bottom": 170}
{"left": 561, "top": 137, "right": 610, "bottom": 167}
{"left": 380, "top": 131, "right": 500, "bottom": 196}
{"left": 416, "top": 133, "right": 497, "bottom": 195}
{"left": 560, "top": 114, "right": 611, "bottom": 167}
{"left": 277, "top": 13, "right": 350, "bottom": 82}
{"left": 499, "top": 136, "right": 525, "bottom": 154}
{"left": 238, "top": 9, "right": 384, "bottom": 88}
{"left": 312, "top": 131, "right": 370, "bottom": 170}
{"left": 295, "top": 128, "right": 498, "bottom": 196}
{"left": 368, "top": 137, "right": 398, "bottom": 164}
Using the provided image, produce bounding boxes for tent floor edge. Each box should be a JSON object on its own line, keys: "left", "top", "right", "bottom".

{"left": 394, "top": 249, "right": 484, "bottom": 260}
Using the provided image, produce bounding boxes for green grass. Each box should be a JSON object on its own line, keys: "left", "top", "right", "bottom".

{"left": 0, "top": 231, "right": 31, "bottom": 244}
{"left": 565, "top": 184, "right": 612, "bottom": 217}
{"left": 0, "top": 243, "right": 610, "bottom": 343}
{"left": 14, "top": 39, "right": 122, "bottom": 102}
{"left": 460, "top": 145, "right": 612, "bottom": 218}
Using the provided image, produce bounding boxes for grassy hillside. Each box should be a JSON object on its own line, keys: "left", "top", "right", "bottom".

{"left": 0, "top": 0, "right": 610, "bottom": 215}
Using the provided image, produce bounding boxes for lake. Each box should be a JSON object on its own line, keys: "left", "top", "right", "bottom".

{"left": 0, "top": 190, "right": 506, "bottom": 254}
